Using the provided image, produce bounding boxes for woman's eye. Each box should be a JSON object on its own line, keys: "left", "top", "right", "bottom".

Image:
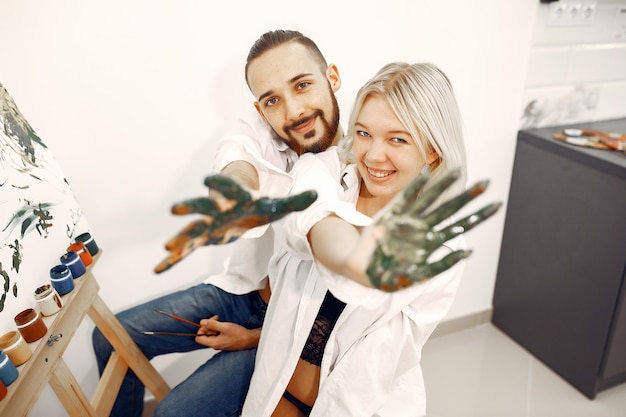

{"left": 391, "top": 137, "right": 408, "bottom": 144}
{"left": 356, "top": 130, "right": 370, "bottom": 137}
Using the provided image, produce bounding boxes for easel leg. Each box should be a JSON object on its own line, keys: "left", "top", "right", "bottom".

{"left": 49, "top": 358, "right": 98, "bottom": 417}
{"left": 88, "top": 294, "right": 171, "bottom": 402}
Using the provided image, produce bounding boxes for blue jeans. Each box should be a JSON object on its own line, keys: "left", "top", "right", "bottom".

{"left": 92, "top": 283, "right": 267, "bottom": 417}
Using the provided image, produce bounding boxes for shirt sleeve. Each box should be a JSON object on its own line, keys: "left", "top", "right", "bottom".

{"left": 203, "top": 110, "right": 291, "bottom": 290}
{"left": 279, "top": 151, "right": 385, "bottom": 308}
{"left": 203, "top": 226, "right": 274, "bottom": 294}
{"left": 280, "top": 150, "right": 371, "bottom": 260}
{"left": 211, "top": 109, "right": 293, "bottom": 197}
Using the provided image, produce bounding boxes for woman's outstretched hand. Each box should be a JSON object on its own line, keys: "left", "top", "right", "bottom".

{"left": 365, "top": 168, "right": 502, "bottom": 292}
{"left": 154, "top": 175, "right": 317, "bottom": 273}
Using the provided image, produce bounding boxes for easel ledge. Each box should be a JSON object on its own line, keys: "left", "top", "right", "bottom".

{"left": 0, "top": 251, "right": 171, "bottom": 417}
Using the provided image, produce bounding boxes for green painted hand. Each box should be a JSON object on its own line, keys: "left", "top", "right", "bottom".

{"left": 155, "top": 175, "right": 317, "bottom": 273}
{"left": 367, "top": 168, "right": 502, "bottom": 292}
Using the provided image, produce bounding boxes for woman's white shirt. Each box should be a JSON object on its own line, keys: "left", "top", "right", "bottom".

{"left": 242, "top": 148, "right": 466, "bottom": 417}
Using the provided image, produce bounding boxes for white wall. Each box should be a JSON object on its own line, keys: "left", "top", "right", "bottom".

{"left": 0, "top": 1, "right": 537, "bottom": 415}
{"left": 522, "top": 0, "right": 626, "bottom": 128}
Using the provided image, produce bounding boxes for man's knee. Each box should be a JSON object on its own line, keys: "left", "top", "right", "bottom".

{"left": 152, "top": 395, "right": 177, "bottom": 417}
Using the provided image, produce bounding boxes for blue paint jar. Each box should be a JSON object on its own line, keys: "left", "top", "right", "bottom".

{"left": 75, "top": 232, "right": 99, "bottom": 256}
{"left": 0, "top": 350, "right": 19, "bottom": 386}
{"left": 60, "top": 251, "right": 86, "bottom": 279}
{"left": 50, "top": 264, "right": 75, "bottom": 295}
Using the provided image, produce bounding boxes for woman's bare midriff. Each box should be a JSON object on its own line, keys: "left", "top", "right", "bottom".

{"left": 271, "top": 358, "right": 320, "bottom": 417}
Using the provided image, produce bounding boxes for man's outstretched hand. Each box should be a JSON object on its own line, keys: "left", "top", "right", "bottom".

{"left": 155, "top": 175, "right": 317, "bottom": 273}
{"left": 366, "top": 168, "right": 502, "bottom": 292}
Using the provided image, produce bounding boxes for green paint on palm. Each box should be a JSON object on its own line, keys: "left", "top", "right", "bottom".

{"left": 367, "top": 169, "right": 502, "bottom": 292}
{"left": 155, "top": 175, "right": 317, "bottom": 273}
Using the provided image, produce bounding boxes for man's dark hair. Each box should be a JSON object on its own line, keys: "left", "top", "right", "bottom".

{"left": 245, "top": 30, "right": 328, "bottom": 86}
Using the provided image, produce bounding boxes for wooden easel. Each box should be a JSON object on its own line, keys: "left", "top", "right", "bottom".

{"left": 0, "top": 254, "right": 171, "bottom": 416}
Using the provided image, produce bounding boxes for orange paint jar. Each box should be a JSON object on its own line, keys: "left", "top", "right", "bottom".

{"left": 0, "top": 330, "right": 32, "bottom": 366}
{"left": 67, "top": 241, "right": 92, "bottom": 266}
{"left": 14, "top": 308, "right": 47, "bottom": 343}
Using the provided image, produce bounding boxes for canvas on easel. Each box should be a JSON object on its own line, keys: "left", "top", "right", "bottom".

{"left": 0, "top": 82, "right": 91, "bottom": 332}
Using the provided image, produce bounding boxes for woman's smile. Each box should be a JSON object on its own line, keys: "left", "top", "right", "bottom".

{"left": 366, "top": 166, "right": 396, "bottom": 179}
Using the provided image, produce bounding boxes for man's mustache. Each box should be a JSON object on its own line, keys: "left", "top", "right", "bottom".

{"left": 286, "top": 110, "right": 322, "bottom": 131}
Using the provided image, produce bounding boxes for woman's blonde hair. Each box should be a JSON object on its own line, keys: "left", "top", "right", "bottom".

{"left": 339, "top": 62, "right": 467, "bottom": 203}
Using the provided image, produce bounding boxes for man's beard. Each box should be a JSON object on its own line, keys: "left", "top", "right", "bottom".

{"left": 279, "top": 92, "right": 340, "bottom": 156}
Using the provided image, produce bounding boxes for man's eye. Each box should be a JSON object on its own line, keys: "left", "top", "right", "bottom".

{"left": 265, "top": 98, "right": 278, "bottom": 107}
{"left": 297, "top": 82, "right": 310, "bottom": 90}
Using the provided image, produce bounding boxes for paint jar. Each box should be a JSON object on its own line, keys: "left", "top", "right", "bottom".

{"left": 60, "top": 251, "right": 86, "bottom": 279}
{"left": 0, "top": 331, "right": 32, "bottom": 366}
{"left": 14, "top": 308, "right": 47, "bottom": 343}
{"left": 0, "top": 350, "right": 19, "bottom": 387}
{"left": 75, "top": 232, "right": 99, "bottom": 256}
{"left": 67, "top": 241, "right": 92, "bottom": 267}
{"left": 34, "top": 284, "right": 63, "bottom": 316}
{"left": 50, "top": 264, "right": 75, "bottom": 295}
{"left": 0, "top": 379, "right": 6, "bottom": 401}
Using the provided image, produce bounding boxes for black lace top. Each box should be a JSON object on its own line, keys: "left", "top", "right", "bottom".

{"left": 300, "top": 290, "right": 346, "bottom": 366}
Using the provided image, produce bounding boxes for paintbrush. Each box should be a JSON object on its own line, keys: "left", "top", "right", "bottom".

{"left": 143, "top": 331, "right": 199, "bottom": 337}
{"left": 154, "top": 309, "right": 201, "bottom": 328}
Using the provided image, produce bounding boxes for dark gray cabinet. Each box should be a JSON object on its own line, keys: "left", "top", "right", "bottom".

{"left": 492, "top": 118, "right": 626, "bottom": 399}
